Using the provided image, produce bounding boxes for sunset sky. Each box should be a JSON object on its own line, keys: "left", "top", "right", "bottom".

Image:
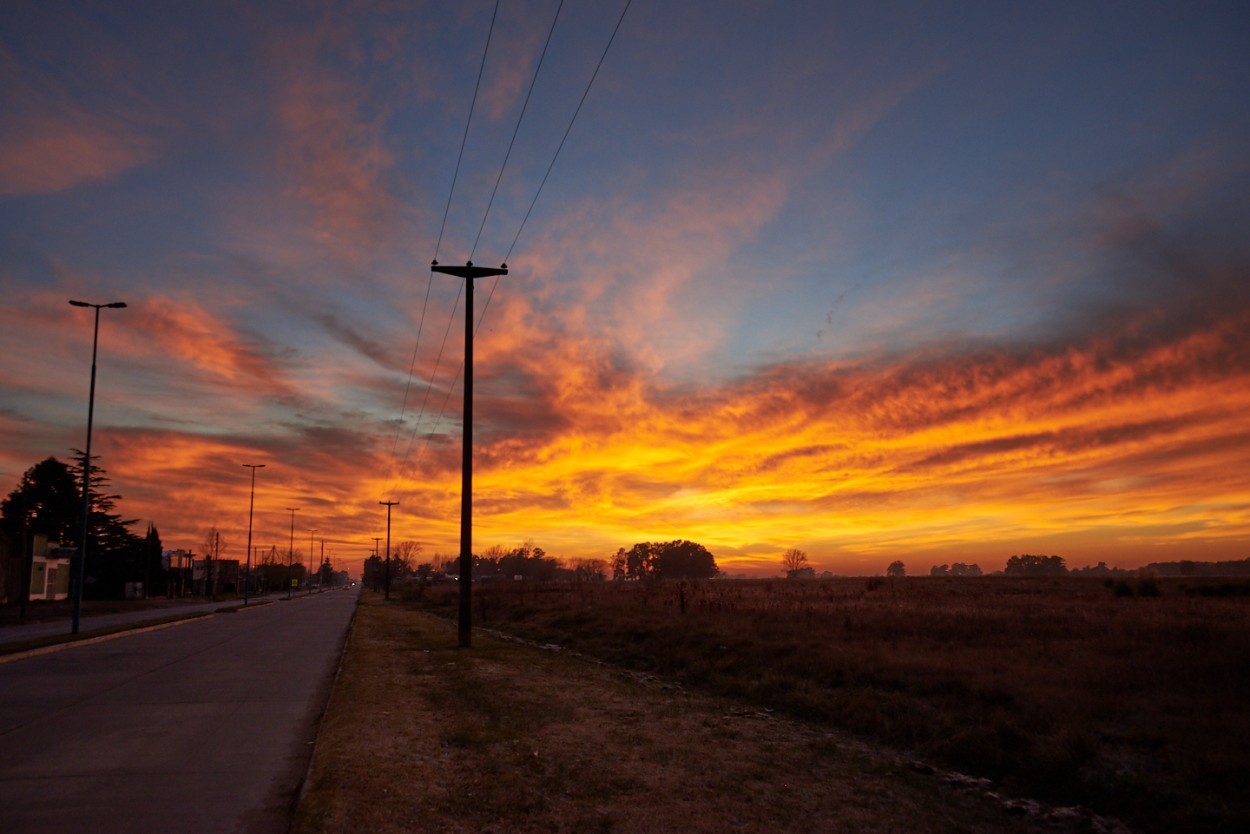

{"left": 2, "top": 1, "right": 1248, "bottom": 577}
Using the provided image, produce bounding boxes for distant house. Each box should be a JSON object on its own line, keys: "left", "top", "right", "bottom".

{"left": 164, "top": 549, "right": 194, "bottom": 597}
{"left": 193, "top": 558, "right": 240, "bottom": 595}
{"left": 28, "top": 536, "right": 73, "bottom": 601}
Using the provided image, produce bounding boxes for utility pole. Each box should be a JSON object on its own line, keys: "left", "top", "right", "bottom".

{"left": 285, "top": 508, "right": 298, "bottom": 599}
{"left": 379, "top": 501, "right": 398, "bottom": 600}
{"left": 242, "top": 463, "right": 264, "bottom": 605}
{"left": 430, "top": 260, "right": 507, "bottom": 648}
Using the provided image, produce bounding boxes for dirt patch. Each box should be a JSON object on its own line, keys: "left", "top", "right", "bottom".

{"left": 292, "top": 595, "right": 1080, "bottom": 833}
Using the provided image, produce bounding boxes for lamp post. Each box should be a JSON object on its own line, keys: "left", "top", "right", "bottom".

{"left": 307, "top": 528, "right": 316, "bottom": 594}
{"left": 285, "top": 508, "right": 298, "bottom": 599}
{"left": 430, "top": 261, "right": 507, "bottom": 648}
{"left": 241, "top": 464, "right": 265, "bottom": 604}
{"left": 379, "top": 502, "right": 398, "bottom": 600}
{"left": 67, "top": 299, "right": 127, "bottom": 635}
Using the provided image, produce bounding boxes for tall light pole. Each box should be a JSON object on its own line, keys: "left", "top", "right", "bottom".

{"left": 307, "top": 528, "right": 316, "bottom": 594}
{"left": 67, "top": 299, "right": 127, "bottom": 634}
{"left": 431, "top": 261, "right": 507, "bottom": 648}
{"left": 241, "top": 464, "right": 265, "bottom": 605}
{"left": 285, "top": 508, "right": 298, "bottom": 599}
{"left": 379, "top": 501, "right": 398, "bottom": 600}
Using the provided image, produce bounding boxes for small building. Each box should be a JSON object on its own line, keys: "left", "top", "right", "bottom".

{"left": 28, "top": 536, "right": 73, "bottom": 601}
{"left": 164, "top": 549, "right": 195, "bottom": 597}
{"left": 193, "top": 558, "right": 240, "bottom": 595}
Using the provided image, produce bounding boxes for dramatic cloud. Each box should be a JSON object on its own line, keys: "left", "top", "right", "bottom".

{"left": 3, "top": 2, "right": 1248, "bottom": 576}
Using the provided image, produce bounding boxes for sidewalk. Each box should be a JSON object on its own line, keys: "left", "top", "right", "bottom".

{"left": 0, "top": 593, "right": 309, "bottom": 646}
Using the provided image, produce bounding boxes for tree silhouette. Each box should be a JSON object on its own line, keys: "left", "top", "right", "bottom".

{"left": 1, "top": 457, "right": 81, "bottom": 544}
{"left": 782, "top": 548, "right": 809, "bottom": 577}
{"left": 1004, "top": 554, "right": 1066, "bottom": 576}
{"left": 615, "top": 541, "right": 719, "bottom": 580}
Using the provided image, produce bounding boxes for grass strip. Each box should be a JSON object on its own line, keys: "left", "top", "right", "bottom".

{"left": 292, "top": 593, "right": 1060, "bottom": 834}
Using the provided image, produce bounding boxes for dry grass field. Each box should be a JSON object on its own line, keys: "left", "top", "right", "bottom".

{"left": 401, "top": 575, "right": 1250, "bottom": 833}
{"left": 292, "top": 594, "right": 1075, "bottom": 834}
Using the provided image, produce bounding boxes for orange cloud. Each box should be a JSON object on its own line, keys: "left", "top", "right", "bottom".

{"left": 75, "top": 281, "right": 1250, "bottom": 581}
{"left": 368, "top": 280, "right": 1250, "bottom": 573}
{"left": 125, "top": 296, "right": 294, "bottom": 394}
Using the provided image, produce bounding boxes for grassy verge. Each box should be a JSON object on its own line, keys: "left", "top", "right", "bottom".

{"left": 407, "top": 576, "right": 1250, "bottom": 833}
{"left": 292, "top": 593, "right": 1064, "bottom": 834}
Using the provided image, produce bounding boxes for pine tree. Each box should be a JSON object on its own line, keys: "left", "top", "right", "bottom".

{"left": 1, "top": 457, "right": 80, "bottom": 544}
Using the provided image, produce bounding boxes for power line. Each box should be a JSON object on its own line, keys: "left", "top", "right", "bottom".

{"left": 433, "top": 0, "right": 502, "bottom": 264}
{"left": 411, "top": 275, "right": 505, "bottom": 472}
{"left": 400, "top": 279, "right": 464, "bottom": 464}
{"left": 425, "top": 0, "right": 633, "bottom": 477}
{"left": 385, "top": 0, "right": 501, "bottom": 499}
{"left": 386, "top": 270, "right": 435, "bottom": 464}
{"left": 470, "top": 0, "right": 567, "bottom": 262}
{"left": 504, "top": 0, "right": 633, "bottom": 263}
{"left": 395, "top": 0, "right": 633, "bottom": 496}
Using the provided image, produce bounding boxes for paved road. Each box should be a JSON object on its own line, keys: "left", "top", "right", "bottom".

{"left": 0, "top": 589, "right": 358, "bottom": 834}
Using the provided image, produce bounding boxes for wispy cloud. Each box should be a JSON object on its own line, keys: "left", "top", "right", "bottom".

{"left": 0, "top": 21, "right": 165, "bottom": 196}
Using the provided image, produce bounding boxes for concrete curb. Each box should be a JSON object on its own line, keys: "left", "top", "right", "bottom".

{"left": 0, "top": 614, "right": 212, "bottom": 665}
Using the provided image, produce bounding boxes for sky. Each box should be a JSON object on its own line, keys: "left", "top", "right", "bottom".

{"left": 2, "top": 0, "right": 1249, "bottom": 578}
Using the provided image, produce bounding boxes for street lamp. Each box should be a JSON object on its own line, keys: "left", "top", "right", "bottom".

{"left": 307, "top": 528, "right": 316, "bottom": 594}
{"left": 379, "top": 501, "right": 398, "bottom": 600}
{"left": 242, "top": 464, "right": 265, "bottom": 604}
{"left": 285, "top": 508, "right": 298, "bottom": 599}
{"left": 67, "top": 299, "right": 127, "bottom": 634}
{"left": 430, "top": 261, "right": 507, "bottom": 648}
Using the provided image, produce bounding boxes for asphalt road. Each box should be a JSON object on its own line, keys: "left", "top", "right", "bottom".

{"left": 0, "top": 589, "right": 358, "bottom": 834}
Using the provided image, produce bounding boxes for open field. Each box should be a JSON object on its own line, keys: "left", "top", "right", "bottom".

{"left": 293, "top": 594, "right": 1079, "bottom": 833}
{"left": 399, "top": 576, "right": 1250, "bottom": 833}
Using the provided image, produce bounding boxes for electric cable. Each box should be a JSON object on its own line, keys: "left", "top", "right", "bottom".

{"left": 433, "top": 0, "right": 501, "bottom": 264}
{"left": 401, "top": 280, "right": 464, "bottom": 464}
{"left": 470, "top": 0, "right": 566, "bottom": 262}
{"left": 382, "top": 0, "right": 500, "bottom": 500}
{"left": 396, "top": 0, "right": 633, "bottom": 501}
{"left": 387, "top": 271, "right": 435, "bottom": 464}
{"left": 504, "top": 0, "right": 632, "bottom": 263}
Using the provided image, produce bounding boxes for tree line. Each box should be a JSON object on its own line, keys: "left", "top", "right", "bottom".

{"left": 364, "top": 539, "right": 723, "bottom": 589}
{"left": 1, "top": 453, "right": 355, "bottom": 604}
{"left": 1, "top": 454, "right": 162, "bottom": 599}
